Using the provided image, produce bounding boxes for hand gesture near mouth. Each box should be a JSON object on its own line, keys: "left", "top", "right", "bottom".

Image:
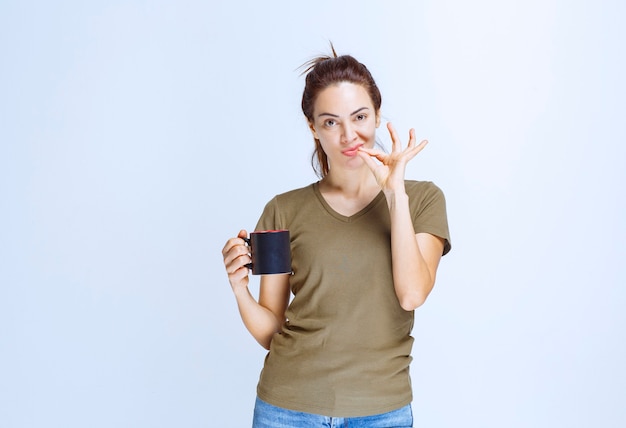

{"left": 358, "top": 122, "right": 428, "bottom": 195}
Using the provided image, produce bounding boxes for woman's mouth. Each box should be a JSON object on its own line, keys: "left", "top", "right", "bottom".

{"left": 342, "top": 144, "right": 363, "bottom": 157}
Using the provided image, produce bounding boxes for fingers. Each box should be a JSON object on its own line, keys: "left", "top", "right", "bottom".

{"left": 358, "top": 146, "right": 386, "bottom": 160}
{"left": 411, "top": 139, "right": 429, "bottom": 156}
{"left": 387, "top": 122, "right": 418, "bottom": 151}
{"left": 385, "top": 122, "right": 428, "bottom": 156}
{"left": 221, "top": 230, "right": 247, "bottom": 257}
{"left": 407, "top": 128, "right": 416, "bottom": 147}
{"left": 387, "top": 122, "right": 400, "bottom": 152}
{"left": 222, "top": 230, "right": 251, "bottom": 275}
{"left": 357, "top": 149, "right": 381, "bottom": 172}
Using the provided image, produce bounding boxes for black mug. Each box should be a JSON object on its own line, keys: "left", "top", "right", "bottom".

{"left": 244, "top": 230, "right": 292, "bottom": 275}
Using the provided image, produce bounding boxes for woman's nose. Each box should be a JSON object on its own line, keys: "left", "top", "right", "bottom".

{"left": 341, "top": 123, "right": 357, "bottom": 143}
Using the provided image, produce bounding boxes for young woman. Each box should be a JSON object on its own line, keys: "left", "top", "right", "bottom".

{"left": 222, "top": 46, "right": 451, "bottom": 427}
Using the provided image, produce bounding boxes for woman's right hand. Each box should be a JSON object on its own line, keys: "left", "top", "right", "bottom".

{"left": 222, "top": 229, "right": 251, "bottom": 292}
{"left": 221, "top": 229, "right": 291, "bottom": 349}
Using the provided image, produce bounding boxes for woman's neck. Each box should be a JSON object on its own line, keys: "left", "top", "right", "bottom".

{"left": 319, "top": 168, "right": 380, "bottom": 199}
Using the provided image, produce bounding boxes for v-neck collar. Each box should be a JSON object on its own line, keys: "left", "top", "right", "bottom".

{"left": 312, "top": 182, "right": 385, "bottom": 223}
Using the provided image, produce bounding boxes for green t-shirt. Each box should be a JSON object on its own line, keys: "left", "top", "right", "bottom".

{"left": 254, "top": 180, "right": 451, "bottom": 417}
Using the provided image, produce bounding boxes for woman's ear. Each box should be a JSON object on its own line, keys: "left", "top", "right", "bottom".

{"left": 309, "top": 122, "right": 319, "bottom": 139}
{"left": 376, "top": 112, "right": 381, "bottom": 128}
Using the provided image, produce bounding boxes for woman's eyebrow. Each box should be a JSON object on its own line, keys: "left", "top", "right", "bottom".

{"left": 317, "top": 107, "right": 369, "bottom": 118}
{"left": 351, "top": 107, "right": 369, "bottom": 115}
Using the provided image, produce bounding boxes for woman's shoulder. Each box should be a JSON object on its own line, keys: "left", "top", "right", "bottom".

{"left": 257, "top": 183, "right": 317, "bottom": 228}
{"left": 264, "top": 182, "right": 317, "bottom": 210}
{"left": 404, "top": 179, "right": 445, "bottom": 196}
{"left": 404, "top": 180, "right": 448, "bottom": 213}
{"left": 276, "top": 182, "right": 316, "bottom": 198}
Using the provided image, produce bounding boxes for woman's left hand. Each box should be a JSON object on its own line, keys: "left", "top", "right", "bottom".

{"left": 358, "top": 122, "right": 428, "bottom": 194}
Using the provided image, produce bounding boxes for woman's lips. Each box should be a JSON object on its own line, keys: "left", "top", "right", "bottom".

{"left": 342, "top": 144, "right": 363, "bottom": 157}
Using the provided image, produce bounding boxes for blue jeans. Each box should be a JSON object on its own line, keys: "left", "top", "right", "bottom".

{"left": 252, "top": 397, "right": 413, "bottom": 427}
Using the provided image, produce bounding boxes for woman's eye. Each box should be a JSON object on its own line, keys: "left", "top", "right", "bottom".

{"left": 324, "top": 119, "right": 336, "bottom": 127}
{"left": 356, "top": 114, "right": 366, "bottom": 121}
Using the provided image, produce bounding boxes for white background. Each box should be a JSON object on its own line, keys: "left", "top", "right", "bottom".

{"left": 1, "top": 1, "right": 625, "bottom": 427}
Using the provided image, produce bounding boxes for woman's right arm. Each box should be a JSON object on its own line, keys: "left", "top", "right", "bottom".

{"left": 222, "top": 229, "right": 291, "bottom": 350}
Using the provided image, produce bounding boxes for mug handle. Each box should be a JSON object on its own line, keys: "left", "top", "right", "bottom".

{"left": 242, "top": 236, "right": 252, "bottom": 270}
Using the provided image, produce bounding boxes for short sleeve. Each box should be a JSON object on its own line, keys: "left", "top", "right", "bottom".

{"left": 254, "top": 196, "right": 283, "bottom": 232}
{"left": 407, "top": 181, "right": 451, "bottom": 256}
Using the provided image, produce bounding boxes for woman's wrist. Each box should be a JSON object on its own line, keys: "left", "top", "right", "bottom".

{"left": 384, "top": 189, "right": 409, "bottom": 207}
{"left": 230, "top": 278, "right": 250, "bottom": 297}
{"left": 384, "top": 188, "right": 408, "bottom": 196}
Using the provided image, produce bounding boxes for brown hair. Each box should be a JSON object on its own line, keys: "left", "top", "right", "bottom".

{"left": 300, "top": 44, "right": 382, "bottom": 178}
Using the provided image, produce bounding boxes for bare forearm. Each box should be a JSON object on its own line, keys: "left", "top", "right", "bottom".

{"left": 386, "top": 191, "right": 434, "bottom": 311}
{"left": 232, "top": 287, "right": 283, "bottom": 349}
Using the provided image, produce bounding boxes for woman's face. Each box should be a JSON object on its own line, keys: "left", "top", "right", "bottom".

{"left": 310, "top": 81, "right": 380, "bottom": 170}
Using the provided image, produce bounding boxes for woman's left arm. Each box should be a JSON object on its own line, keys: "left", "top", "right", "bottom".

{"left": 386, "top": 191, "right": 445, "bottom": 310}
{"left": 359, "top": 122, "right": 445, "bottom": 310}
